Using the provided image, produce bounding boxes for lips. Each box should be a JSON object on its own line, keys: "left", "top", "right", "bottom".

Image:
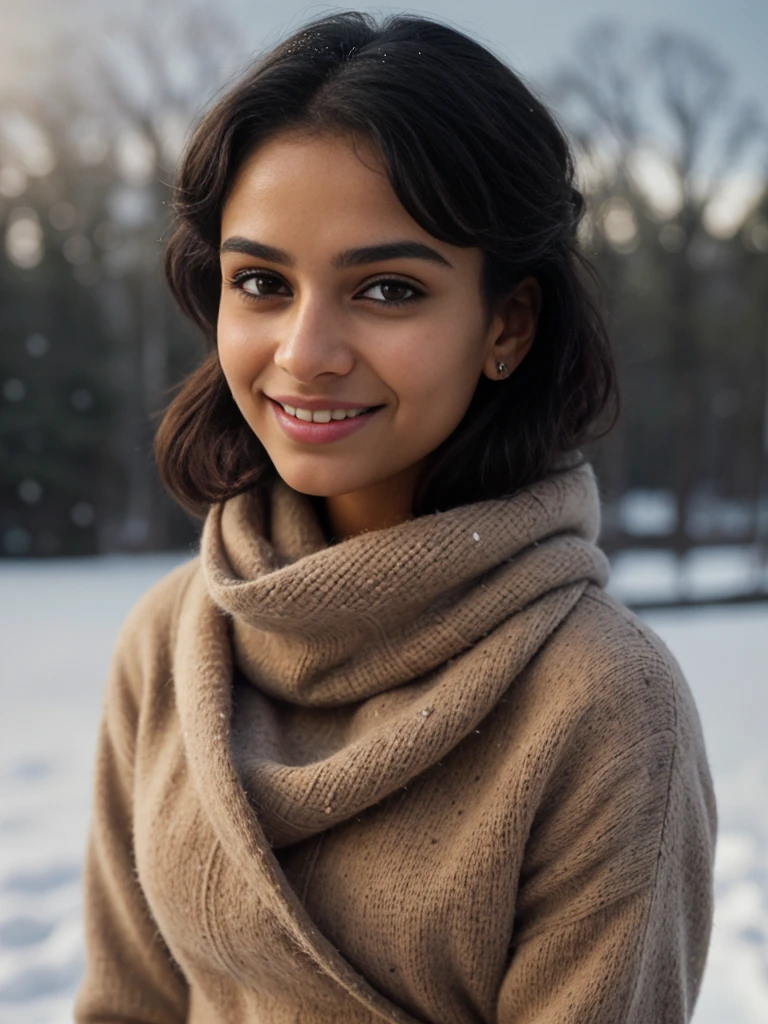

{"left": 267, "top": 396, "right": 383, "bottom": 444}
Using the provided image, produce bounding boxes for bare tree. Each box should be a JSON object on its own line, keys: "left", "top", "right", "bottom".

{"left": 550, "top": 22, "right": 767, "bottom": 557}
{"left": 10, "top": 1, "right": 255, "bottom": 549}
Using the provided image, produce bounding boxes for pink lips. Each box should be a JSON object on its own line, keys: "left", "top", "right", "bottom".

{"left": 267, "top": 396, "right": 383, "bottom": 444}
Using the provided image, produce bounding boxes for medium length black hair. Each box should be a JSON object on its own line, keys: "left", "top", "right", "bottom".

{"left": 155, "top": 10, "right": 618, "bottom": 516}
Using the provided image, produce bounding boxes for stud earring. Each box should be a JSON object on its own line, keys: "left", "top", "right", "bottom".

{"left": 496, "top": 361, "right": 508, "bottom": 378}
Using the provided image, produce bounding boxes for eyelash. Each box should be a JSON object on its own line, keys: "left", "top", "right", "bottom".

{"left": 227, "top": 269, "right": 425, "bottom": 308}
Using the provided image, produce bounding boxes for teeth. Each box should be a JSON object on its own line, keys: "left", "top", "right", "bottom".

{"left": 282, "top": 403, "right": 370, "bottom": 422}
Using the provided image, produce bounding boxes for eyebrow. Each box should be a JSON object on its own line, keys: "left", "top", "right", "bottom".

{"left": 219, "top": 237, "right": 453, "bottom": 269}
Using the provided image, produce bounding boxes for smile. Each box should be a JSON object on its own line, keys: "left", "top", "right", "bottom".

{"left": 267, "top": 397, "right": 384, "bottom": 444}
{"left": 279, "top": 402, "right": 374, "bottom": 422}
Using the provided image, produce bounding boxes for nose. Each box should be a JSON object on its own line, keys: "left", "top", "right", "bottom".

{"left": 272, "top": 289, "right": 355, "bottom": 382}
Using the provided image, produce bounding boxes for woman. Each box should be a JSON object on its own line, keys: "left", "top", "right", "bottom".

{"left": 75, "top": 11, "right": 717, "bottom": 1023}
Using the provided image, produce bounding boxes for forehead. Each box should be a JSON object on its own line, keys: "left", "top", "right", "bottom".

{"left": 222, "top": 132, "right": 407, "bottom": 231}
{"left": 231, "top": 130, "right": 386, "bottom": 188}
{"left": 219, "top": 131, "right": 485, "bottom": 280}
{"left": 220, "top": 132, "right": 473, "bottom": 262}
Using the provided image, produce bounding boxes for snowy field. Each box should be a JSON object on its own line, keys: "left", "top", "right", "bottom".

{"left": 1, "top": 552, "right": 767, "bottom": 1023}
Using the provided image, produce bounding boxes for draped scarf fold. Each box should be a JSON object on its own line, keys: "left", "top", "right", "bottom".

{"left": 196, "top": 459, "right": 611, "bottom": 849}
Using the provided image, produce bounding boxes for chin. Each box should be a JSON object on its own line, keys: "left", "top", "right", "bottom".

{"left": 269, "top": 461, "right": 368, "bottom": 499}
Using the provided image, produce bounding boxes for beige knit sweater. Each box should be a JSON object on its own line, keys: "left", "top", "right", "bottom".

{"left": 75, "top": 460, "right": 716, "bottom": 1024}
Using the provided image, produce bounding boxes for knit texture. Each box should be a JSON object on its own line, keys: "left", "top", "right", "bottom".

{"left": 75, "top": 460, "right": 717, "bottom": 1024}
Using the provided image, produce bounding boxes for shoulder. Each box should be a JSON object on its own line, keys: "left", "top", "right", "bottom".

{"left": 526, "top": 584, "right": 712, "bottom": 798}
{"left": 509, "top": 586, "right": 716, "bottom": 951}
{"left": 94, "top": 557, "right": 202, "bottom": 767}
{"left": 572, "top": 583, "right": 716, "bottom": 808}
{"left": 108, "top": 556, "right": 202, "bottom": 703}
{"left": 539, "top": 584, "right": 689, "bottom": 735}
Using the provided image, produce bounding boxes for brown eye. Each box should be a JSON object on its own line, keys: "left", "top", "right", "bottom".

{"left": 235, "top": 271, "right": 290, "bottom": 299}
{"left": 360, "top": 279, "right": 423, "bottom": 305}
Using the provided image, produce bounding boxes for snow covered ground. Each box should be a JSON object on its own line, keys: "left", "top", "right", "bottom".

{"left": 1, "top": 552, "right": 767, "bottom": 1023}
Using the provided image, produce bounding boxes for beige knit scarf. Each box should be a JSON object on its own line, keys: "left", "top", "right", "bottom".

{"left": 198, "top": 458, "right": 611, "bottom": 850}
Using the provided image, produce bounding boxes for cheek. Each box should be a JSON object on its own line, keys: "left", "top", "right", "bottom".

{"left": 386, "top": 321, "right": 485, "bottom": 416}
{"left": 217, "top": 306, "right": 266, "bottom": 396}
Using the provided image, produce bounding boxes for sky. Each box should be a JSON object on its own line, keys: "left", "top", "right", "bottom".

{"left": 1, "top": 0, "right": 766, "bottom": 105}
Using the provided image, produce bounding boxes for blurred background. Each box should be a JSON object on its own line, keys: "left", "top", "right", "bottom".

{"left": 1, "top": 0, "right": 767, "bottom": 1021}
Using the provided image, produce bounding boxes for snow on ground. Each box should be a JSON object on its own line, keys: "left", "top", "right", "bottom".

{"left": 1, "top": 552, "right": 767, "bottom": 1023}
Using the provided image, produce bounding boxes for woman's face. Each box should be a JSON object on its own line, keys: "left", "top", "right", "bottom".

{"left": 217, "top": 131, "right": 531, "bottom": 510}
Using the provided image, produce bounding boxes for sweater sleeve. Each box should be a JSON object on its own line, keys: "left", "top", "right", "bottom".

{"left": 496, "top": 666, "right": 717, "bottom": 1023}
{"left": 74, "top": 581, "right": 190, "bottom": 1024}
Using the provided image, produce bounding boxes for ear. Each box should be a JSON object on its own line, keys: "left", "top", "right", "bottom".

{"left": 482, "top": 276, "right": 541, "bottom": 381}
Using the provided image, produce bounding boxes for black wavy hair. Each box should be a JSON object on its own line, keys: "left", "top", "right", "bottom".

{"left": 155, "top": 10, "right": 618, "bottom": 516}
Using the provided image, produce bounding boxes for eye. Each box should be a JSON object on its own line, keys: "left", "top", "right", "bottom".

{"left": 226, "top": 270, "right": 425, "bottom": 307}
{"left": 358, "top": 278, "right": 424, "bottom": 306}
{"left": 229, "top": 270, "right": 290, "bottom": 301}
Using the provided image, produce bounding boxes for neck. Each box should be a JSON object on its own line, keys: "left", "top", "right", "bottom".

{"left": 319, "top": 462, "right": 425, "bottom": 542}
